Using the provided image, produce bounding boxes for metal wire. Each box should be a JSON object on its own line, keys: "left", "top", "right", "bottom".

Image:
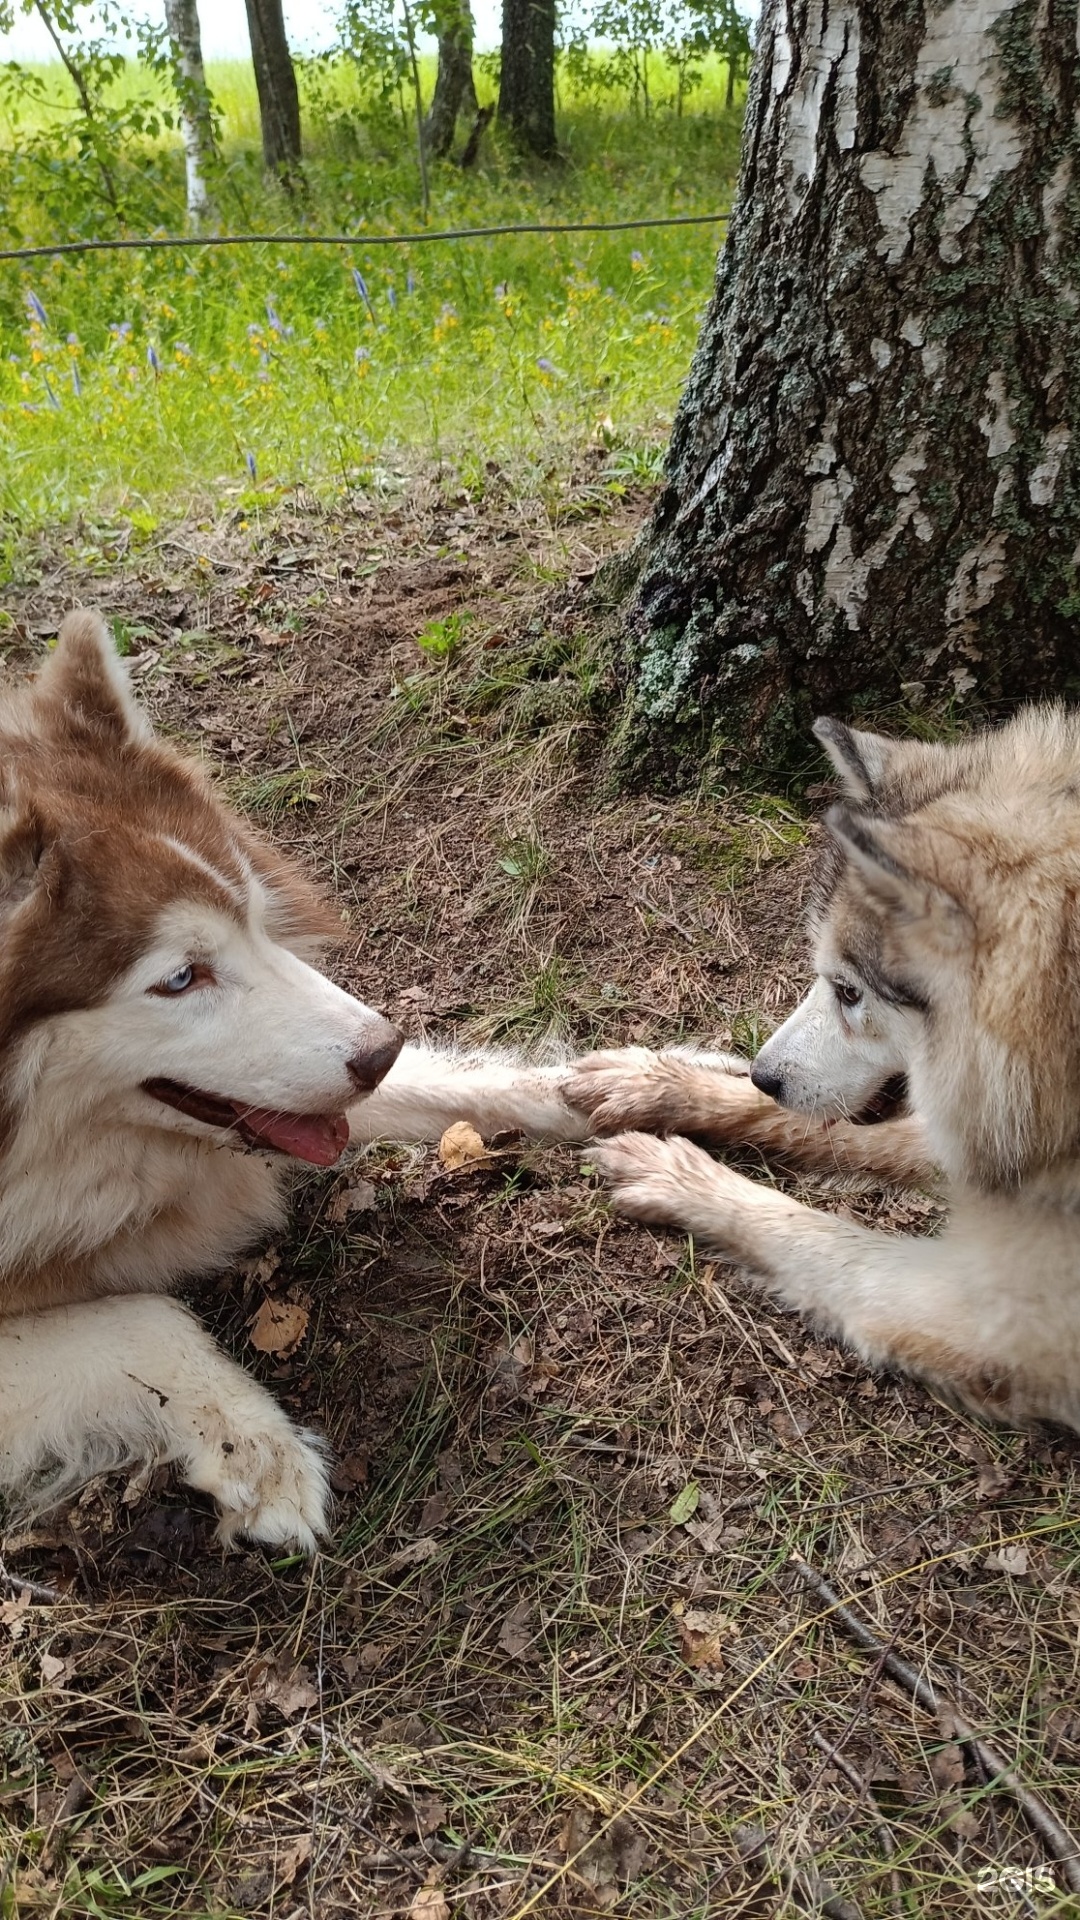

{"left": 0, "top": 210, "right": 728, "bottom": 266}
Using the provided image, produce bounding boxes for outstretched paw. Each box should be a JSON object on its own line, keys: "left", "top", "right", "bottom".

{"left": 584, "top": 1130, "right": 733, "bottom": 1230}
{"left": 185, "top": 1417, "right": 332, "bottom": 1553}
{"left": 565, "top": 1047, "right": 753, "bottom": 1139}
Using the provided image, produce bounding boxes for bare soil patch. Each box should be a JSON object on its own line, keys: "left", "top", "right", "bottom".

{"left": 2, "top": 478, "right": 1078, "bottom": 1919}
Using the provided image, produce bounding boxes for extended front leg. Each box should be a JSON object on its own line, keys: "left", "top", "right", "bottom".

{"left": 587, "top": 1134, "right": 1080, "bottom": 1434}
{"left": 348, "top": 1043, "right": 589, "bottom": 1146}
{"left": 567, "top": 1049, "right": 936, "bottom": 1188}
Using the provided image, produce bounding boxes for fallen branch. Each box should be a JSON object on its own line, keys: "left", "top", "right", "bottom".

{"left": 789, "top": 1557, "right": 1080, "bottom": 1894}
{"left": 0, "top": 1557, "right": 62, "bottom": 1604}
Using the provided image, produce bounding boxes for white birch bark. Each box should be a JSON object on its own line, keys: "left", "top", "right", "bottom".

{"left": 164, "top": 0, "right": 215, "bottom": 225}
{"left": 624, "top": 0, "right": 1080, "bottom": 771}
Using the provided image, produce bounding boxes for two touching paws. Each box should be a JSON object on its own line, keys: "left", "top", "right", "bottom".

{"left": 564, "top": 1047, "right": 757, "bottom": 1238}
{"left": 564, "top": 1045, "right": 753, "bottom": 1137}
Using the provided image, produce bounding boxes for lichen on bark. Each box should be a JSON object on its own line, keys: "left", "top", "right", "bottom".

{"left": 616, "top": 0, "right": 1080, "bottom": 782}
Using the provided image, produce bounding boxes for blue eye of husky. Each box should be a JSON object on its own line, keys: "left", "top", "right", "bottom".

{"left": 161, "top": 965, "right": 195, "bottom": 994}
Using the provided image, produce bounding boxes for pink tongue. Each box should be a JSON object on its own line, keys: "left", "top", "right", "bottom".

{"left": 239, "top": 1106, "right": 350, "bottom": 1166}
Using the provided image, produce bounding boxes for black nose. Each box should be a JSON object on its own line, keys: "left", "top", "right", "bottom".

{"left": 750, "top": 1060, "right": 784, "bottom": 1103}
{"left": 347, "top": 1019, "right": 404, "bottom": 1094}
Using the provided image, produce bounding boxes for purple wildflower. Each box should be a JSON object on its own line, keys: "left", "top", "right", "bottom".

{"left": 354, "top": 346, "right": 370, "bottom": 364}
{"left": 406, "top": 270, "right": 416, "bottom": 295}
{"left": 26, "top": 291, "right": 47, "bottom": 327}
{"left": 494, "top": 282, "right": 508, "bottom": 299}
{"left": 147, "top": 343, "right": 160, "bottom": 373}
{"left": 71, "top": 361, "right": 81, "bottom": 396}
{"left": 386, "top": 284, "right": 397, "bottom": 311}
{"left": 244, "top": 450, "right": 257, "bottom": 483}
{"left": 630, "top": 249, "right": 645, "bottom": 268}
{"left": 537, "top": 356, "right": 558, "bottom": 375}
{"left": 110, "top": 320, "right": 133, "bottom": 340}
{"left": 351, "top": 267, "right": 375, "bottom": 321}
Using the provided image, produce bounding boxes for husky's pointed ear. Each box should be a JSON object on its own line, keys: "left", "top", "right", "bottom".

{"left": 826, "top": 805, "right": 970, "bottom": 946}
{"left": 813, "top": 718, "right": 896, "bottom": 801}
{"left": 33, "top": 610, "right": 153, "bottom": 747}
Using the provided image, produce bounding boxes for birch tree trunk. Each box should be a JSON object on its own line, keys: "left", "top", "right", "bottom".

{"left": 164, "top": 0, "right": 216, "bottom": 224}
{"left": 499, "top": 0, "right": 557, "bottom": 157}
{"left": 426, "top": 0, "right": 478, "bottom": 158}
{"left": 243, "top": 0, "right": 302, "bottom": 182}
{"left": 619, "top": 0, "right": 1080, "bottom": 776}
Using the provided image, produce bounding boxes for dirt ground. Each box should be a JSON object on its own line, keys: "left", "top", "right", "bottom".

{"left": 2, "top": 474, "right": 1079, "bottom": 1920}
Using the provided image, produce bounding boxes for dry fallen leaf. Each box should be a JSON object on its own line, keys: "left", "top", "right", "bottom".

{"left": 409, "top": 1880, "right": 450, "bottom": 1920}
{"left": 929, "top": 1742, "right": 965, "bottom": 1794}
{"left": 276, "top": 1833, "right": 313, "bottom": 1888}
{"left": 245, "top": 1657, "right": 318, "bottom": 1730}
{"left": 328, "top": 1180, "right": 377, "bottom": 1223}
{"left": 561, "top": 1807, "right": 647, "bottom": 1897}
{"left": 249, "top": 1297, "right": 309, "bottom": 1357}
{"left": 437, "top": 1121, "right": 487, "bottom": 1169}
{"left": 40, "top": 1651, "right": 67, "bottom": 1686}
{"left": 676, "top": 1607, "right": 735, "bottom": 1670}
{"left": 984, "top": 1543, "right": 1029, "bottom": 1576}
{"left": 1, "top": 1588, "right": 32, "bottom": 1637}
{"left": 404, "top": 1791, "right": 448, "bottom": 1839}
{"left": 498, "top": 1598, "right": 536, "bottom": 1661}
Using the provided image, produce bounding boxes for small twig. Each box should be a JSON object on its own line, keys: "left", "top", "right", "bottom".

{"left": 358, "top": 1831, "right": 575, "bottom": 1880}
{"left": 0, "top": 1560, "right": 62, "bottom": 1604}
{"left": 631, "top": 890, "right": 701, "bottom": 944}
{"left": 789, "top": 1558, "right": 1080, "bottom": 1893}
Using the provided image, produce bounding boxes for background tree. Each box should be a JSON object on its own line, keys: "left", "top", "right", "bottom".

{"left": 498, "top": 0, "right": 556, "bottom": 157}
{"left": 612, "top": 0, "right": 1080, "bottom": 778}
{"left": 425, "top": 0, "right": 478, "bottom": 157}
{"left": 163, "top": 0, "right": 215, "bottom": 222}
{"left": 243, "top": 0, "right": 301, "bottom": 179}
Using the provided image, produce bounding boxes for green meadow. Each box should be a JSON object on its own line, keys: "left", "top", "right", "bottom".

{"left": 0, "top": 56, "right": 742, "bottom": 552}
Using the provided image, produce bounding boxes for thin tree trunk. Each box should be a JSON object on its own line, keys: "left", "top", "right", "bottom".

{"left": 617, "top": 0, "right": 1080, "bottom": 778}
{"left": 164, "top": 0, "right": 216, "bottom": 225}
{"left": 498, "top": 0, "right": 557, "bottom": 158}
{"left": 426, "top": 0, "right": 478, "bottom": 159}
{"left": 243, "top": 0, "right": 302, "bottom": 181}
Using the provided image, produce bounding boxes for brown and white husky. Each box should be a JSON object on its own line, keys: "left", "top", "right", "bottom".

{"left": 0, "top": 612, "right": 585, "bottom": 1550}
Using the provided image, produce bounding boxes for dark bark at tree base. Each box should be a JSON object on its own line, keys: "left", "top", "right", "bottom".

{"left": 499, "top": 0, "right": 558, "bottom": 158}
{"left": 426, "top": 15, "right": 479, "bottom": 159}
{"left": 619, "top": 0, "right": 1080, "bottom": 783}
{"left": 244, "top": 0, "right": 302, "bottom": 182}
{"left": 459, "top": 104, "right": 494, "bottom": 168}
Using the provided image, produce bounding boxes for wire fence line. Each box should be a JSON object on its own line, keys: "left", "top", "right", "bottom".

{"left": 0, "top": 210, "right": 729, "bottom": 266}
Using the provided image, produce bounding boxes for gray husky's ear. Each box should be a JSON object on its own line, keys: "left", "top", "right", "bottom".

{"left": 32, "top": 609, "right": 153, "bottom": 748}
{"left": 826, "top": 805, "right": 970, "bottom": 950}
{"left": 813, "top": 718, "right": 896, "bottom": 801}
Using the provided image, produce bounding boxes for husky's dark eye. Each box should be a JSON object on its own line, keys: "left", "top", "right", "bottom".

{"left": 150, "top": 963, "right": 213, "bottom": 997}
{"left": 834, "top": 980, "right": 863, "bottom": 1009}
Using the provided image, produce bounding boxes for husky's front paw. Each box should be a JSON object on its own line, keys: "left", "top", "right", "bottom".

{"left": 566, "top": 1048, "right": 752, "bottom": 1138}
{"left": 185, "top": 1414, "right": 332, "bottom": 1553}
{"left": 585, "top": 1130, "right": 732, "bottom": 1229}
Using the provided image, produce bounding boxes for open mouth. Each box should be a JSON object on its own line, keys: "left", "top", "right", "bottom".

{"left": 143, "top": 1079, "right": 350, "bottom": 1167}
{"left": 853, "top": 1074, "right": 909, "bottom": 1126}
